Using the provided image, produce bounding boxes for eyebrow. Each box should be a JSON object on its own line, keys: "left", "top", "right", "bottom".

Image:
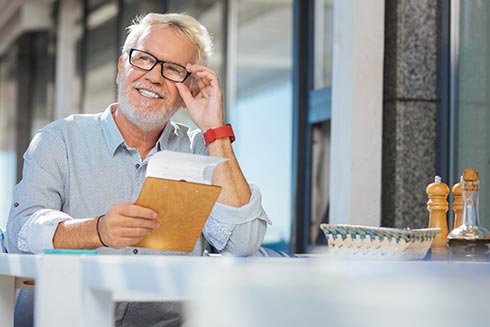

{"left": 137, "top": 48, "right": 187, "bottom": 67}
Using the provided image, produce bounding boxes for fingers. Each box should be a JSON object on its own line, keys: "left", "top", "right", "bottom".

{"left": 179, "top": 64, "right": 224, "bottom": 130}
{"left": 185, "top": 64, "right": 221, "bottom": 96}
{"left": 194, "top": 70, "right": 220, "bottom": 91}
{"left": 176, "top": 64, "right": 219, "bottom": 107}
{"left": 175, "top": 83, "right": 193, "bottom": 107}
{"left": 109, "top": 226, "right": 156, "bottom": 239}
{"left": 196, "top": 78, "right": 209, "bottom": 98}
{"left": 116, "top": 203, "right": 157, "bottom": 220}
{"left": 100, "top": 203, "right": 161, "bottom": 248}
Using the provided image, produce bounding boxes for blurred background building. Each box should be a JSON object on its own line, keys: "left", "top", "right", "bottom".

{"left": 0, "top": 0, "right": 488, "bottom": 253}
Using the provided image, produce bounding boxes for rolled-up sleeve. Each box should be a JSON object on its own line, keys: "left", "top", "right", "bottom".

{"left": 203, "top": 184, "right": 271, "bottom": 255}
{"left": 18, "top": 209, "right": 72, "bottom": 253}
{"left": 6, "top": 128, "right": 72, "bottom": 254}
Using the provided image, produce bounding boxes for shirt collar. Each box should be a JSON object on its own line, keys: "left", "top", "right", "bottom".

{"left": 156, "top": 120, "right": 175, "bottom": 151}
{"left": 101, "top": 104, "right": 177, "bottom": 156}
{"left": 101, "top": 104, "right": 125, "bottom": 156}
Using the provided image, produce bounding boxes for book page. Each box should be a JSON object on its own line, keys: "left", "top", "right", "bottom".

{"left": 146, "top": 150, "right": 227, "bottom": 185}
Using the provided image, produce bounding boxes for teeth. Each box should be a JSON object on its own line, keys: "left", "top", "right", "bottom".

{"left": 138, "top": 89, "right": 161, "bottom": 99}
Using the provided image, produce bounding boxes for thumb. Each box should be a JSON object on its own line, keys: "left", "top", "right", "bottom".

{"left": 176, "top": 83, "right": 194, "bottom": 108}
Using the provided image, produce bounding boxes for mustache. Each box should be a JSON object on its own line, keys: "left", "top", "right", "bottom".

{"left": 132, "top": 82, "right": 166, "bottom": 98}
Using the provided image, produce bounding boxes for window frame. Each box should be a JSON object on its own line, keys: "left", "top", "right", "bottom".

{"left": 292, "top": 0, "right": 331, "bottom": 253}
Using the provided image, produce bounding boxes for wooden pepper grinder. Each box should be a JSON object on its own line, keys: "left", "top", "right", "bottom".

{"left": 452, "top": 176, "right": 463, "bottom": 230}
{"left": 426, "top": 176, "right": 449, "bottom": 248}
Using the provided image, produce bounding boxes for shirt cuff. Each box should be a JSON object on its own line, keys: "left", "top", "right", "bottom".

{"left": 210, "top": 184, "right": 272, "bottom": 225}
{"left": 204, "top": 184, "right": 271, "bottom": 251}
{"left": 18, "top": 209, "right": 72, "bottom": 253}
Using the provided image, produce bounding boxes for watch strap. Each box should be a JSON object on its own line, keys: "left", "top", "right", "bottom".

{"left": 203, "top": 124, "right": 235, "bottom": 145}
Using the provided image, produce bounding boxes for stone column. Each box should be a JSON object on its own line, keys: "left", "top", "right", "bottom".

{"left": 382, "top": 0, "right": 440, "bottom": 228}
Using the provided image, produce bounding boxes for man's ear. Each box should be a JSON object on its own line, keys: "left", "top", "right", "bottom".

{"left": 116, "top": 56, "right": 124, "bottom": 84}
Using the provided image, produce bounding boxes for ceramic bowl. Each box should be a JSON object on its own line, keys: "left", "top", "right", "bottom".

{"left": 320, "top": 224, "right": 441, "bottom": 260}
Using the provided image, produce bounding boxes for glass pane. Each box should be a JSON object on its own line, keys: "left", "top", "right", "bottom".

{"left": 83, "top": 0, "right": 118, "bottom": 114}
{"left": 119, "top": 0, "right": 167, "bottom": 59}
{"left": 168, "top": 0, "right": 224, "bottom": 128}
{"left": 313, "top": 0, "right": 334, "bottom": 90}
{"left": 310, "top": 121, "right": 330, "bottom": 245}
{"left": 232, "top": 0, "right": 293, "bottom": 251}
{"left": 29, "top": 33, "right": 55, "bottom": 133}
{"left": 0, "top": 32, "right": 54, "bottom": 229}
{"left": 88, "top": 0, "right": 112, "bottom": 11}
{"left": 0, "top": 49, "right": 18, "bottom": 229}
{"left": 456, "top": 1, "right": 490, "bottom": 227}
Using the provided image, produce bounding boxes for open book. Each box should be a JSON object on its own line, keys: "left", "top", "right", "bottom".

{"left": 135, "top": 151, "right": 226, "bottom": 252}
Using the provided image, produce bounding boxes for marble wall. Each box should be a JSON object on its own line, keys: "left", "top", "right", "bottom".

{"left": 382, "top": 0, "right": 440, "bottom": 228}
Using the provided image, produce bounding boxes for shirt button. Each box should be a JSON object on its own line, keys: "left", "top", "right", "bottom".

{"left": 135, "top": 164, "right": 140, "bottom": 169}
{"left": 13, "top": 202, "right": 19, "bottom": 207}
{"left": 132, "top": 248, "right": 139, "bottom": 255}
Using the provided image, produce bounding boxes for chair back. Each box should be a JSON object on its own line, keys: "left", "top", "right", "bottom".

{"left": 0, "top": 228, "right": 7, "bottom": 253}
{"left": 256, "top": 246, "right": 296, "bottom": 257}
{"left": 0, "top": 228, "right": 34, "bottom": 325}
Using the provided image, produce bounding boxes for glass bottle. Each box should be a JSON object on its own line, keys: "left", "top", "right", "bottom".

{"left": 451, "top": 176, "right": 463, "bottom": 229}
{"left": 447, "top": 168, "right": 490, "bottom": 261}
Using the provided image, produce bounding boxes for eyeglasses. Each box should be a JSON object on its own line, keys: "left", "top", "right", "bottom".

{"left": 128, "top": 48, "right": 192, "bottom": 83}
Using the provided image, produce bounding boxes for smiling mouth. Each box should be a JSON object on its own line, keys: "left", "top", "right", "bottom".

{"left": 137, "top": 88, "right": 163, "bottom": 99}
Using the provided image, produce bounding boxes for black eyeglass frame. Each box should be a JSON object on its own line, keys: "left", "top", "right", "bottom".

{"left": 128, "top": 48, "right": 192, "bottom": 83}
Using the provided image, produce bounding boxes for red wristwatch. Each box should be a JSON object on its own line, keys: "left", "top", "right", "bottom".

{"left": 203, "top": 124, "right": 235, "bottom": 145}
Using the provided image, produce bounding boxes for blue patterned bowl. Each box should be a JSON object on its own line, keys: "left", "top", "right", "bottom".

{"left": 320, "top": 224, "right": 441, "bottom": 260}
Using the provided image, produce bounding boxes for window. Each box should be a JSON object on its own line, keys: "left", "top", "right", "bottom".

{"left": 0, "top": 31, "right": 54, "bottom": 229}
{"left": 313, "top": 0, "right": 333, "bottom": 91}
{"left": 0, "top": 50, "right": 18, "bottom": 229}
{"left": 82, "top": 0, "right": 118, "bottom": 113}
{"left": 231, "top": 1, "right": 293, "bottom": 251}
{"left": 168, "top": 0, "right": 225, "bottom": 128}
{"left": 293, "top": 0, "right": 333, "bottom": 252}
{"left": 309, "top": 0, "right": 333, "bottom": 246}
{"left": 451, "top": 0, "right": 490, "bottom": 227}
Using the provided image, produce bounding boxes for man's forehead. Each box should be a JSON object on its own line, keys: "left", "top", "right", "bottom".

{"left": 135, "top": 25, "right": 197, "bottom": 61}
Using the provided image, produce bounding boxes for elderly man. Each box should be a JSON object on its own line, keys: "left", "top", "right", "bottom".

{"left": 7, "top": 13, "right": 270, "bottom": 326}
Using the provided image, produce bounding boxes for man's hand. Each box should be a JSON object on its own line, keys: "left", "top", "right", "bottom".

{"left": 175, "top": 64, "right": 224, "bottom": 132}
{"left": 98, "top": 203, "right": 160, "bottom": 248}
{"left": 174, "top": 65, "right": 251, "bottom": 208}
{"left": 52, "top": 202, "right": 160, "bottom": 250}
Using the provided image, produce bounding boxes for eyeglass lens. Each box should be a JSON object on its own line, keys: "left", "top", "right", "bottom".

{"left": 130, "top": 49, "right": 188, "bottom": 82}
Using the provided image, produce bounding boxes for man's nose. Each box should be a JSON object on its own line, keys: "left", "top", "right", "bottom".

{"left": 145, "top": 62, "right": 164, "bottom": 83}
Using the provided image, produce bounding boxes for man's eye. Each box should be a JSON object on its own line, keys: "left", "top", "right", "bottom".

{"left": 138, "top": 55, "right": 152, "bottom": 62}
{"left": 167, "top": 65, "right": 183, "bottom": 74}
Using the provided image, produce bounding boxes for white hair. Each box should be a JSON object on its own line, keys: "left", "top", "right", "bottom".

{"left": 122, "top": 13, "right": 214, "bottom": 65}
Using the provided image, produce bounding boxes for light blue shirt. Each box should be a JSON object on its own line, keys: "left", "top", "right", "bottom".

{"left": 6, "top": 106, "right": 270, "bottom": 255}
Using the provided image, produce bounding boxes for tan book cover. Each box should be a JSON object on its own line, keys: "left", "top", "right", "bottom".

{"left": 135, "top": 177, "right": 222, "bottom": 252}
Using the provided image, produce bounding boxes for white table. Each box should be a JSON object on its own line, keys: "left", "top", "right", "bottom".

{"left": 187, "top": 258, "right": 490, "bottom": 327}
{"left": 0, "top": 254, "right": 38, "bottom": 327}
{"left": 2, "top": 254, "right": 490, "bottom": 327}
{"left": 80, "top": 255, "right": 235, "bottom": 326}
{"left": 0, "top": 253, "right": 242, "bottom": 327}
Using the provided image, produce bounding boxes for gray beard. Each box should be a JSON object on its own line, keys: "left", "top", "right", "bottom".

{"left": 117, "top": 90, "right": 178, "bottom": 132}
